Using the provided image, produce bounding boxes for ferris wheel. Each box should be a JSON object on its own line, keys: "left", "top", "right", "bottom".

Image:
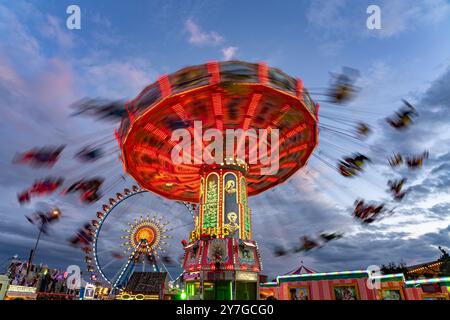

{"left": 84, "top": 185, "right": 194, "bottom": 290}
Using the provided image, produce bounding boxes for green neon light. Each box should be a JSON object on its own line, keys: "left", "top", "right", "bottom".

{"left": 203, "top": 178, "right": 218, "bottom": 228}
{"left": 241, "top": 177, "right": 250, "bottom": 234}
{"left": 278, "top": 270, "right": 367, "bottom": 279}
{"left": 405, "top": 277, "right": 450, "bottom": 285}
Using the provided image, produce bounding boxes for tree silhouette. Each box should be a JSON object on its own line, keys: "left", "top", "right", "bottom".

{"left": 381, "top": 261, "right": 408, "bottom": 275}
{"left": 438, "top": 246, "right": 450, "bottom": 277}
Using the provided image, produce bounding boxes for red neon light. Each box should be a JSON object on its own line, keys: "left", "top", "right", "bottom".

{"left": 236, "top": 93, "right": 263, "bottom": 154}
{"left": 258, "top": 62, "right": 268, "bottom": 84}
{"left": 278, "top": 151, "right": 287, "bottom": 158}
{"left": 272, "top": 104, "right": 290, "bottom": 126}
{"left": 216, "top": 119, "right": 223, "bottom": 131}
{"left": 207, "top": 61, "right": 220, "bottom": 84}
{"left": 172, "top": 103, "right": 187, "bottom": 120}
{"left": 286, "top": 123, "right": 306, "bottom": 138}
{"left": 296, "top": 78, "right": 304, "bottom": 100}
{"left": 212, "top": 93, "right": 223, "bottom": 116}
{"left": 158, "top": 74, "right": 171, "bottom": 98}
{"left": 289, "top": 143, "right": 307, "bottom": 154}
{"left": 133, "top": 146, "right": 158, "bottom": 158}
{"left": 144, "top": 123, "right": 168, "bottom": 140}
{"left": 281, "top": 162, "right": 297, "bottom": 169}
{"left": 154, "top": 128, "right": 168, "bottom": 141}
{"left": 246, "top": 93, "right": 262, "bottom": 118}
{"left": 241, "top": 93, "right": 262, "bottom": 132}
{"left": 242, "top": 118, "right": 252, "bottom": 130}
{"left": 266, "top": 127, "right": 293, "bottom": 158}
{"left": 212, "top": 93, "right": 223, "bottom": 131}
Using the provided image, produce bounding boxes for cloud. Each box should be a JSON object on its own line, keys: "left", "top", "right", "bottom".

{"left": 253, "top": 59, "right": 450, "bottom": 277}
{"left": 306, "top": 0, "right": 350, "bottom": 34}
{"left": 371, "top": 64, "right": 450, "bottom": 165}
{"left": 0, "top": 55, "right": 25, "bottom": 96}
{"left": 305, "top": 0, "right": 450, "bottom": 44}
{"left": 0, "top": 3, "right": 41, "bottom": 66}
{"left": 375, "top": 0, "right": 450, "bottom": 38}
{"left": 221, "top": 46, "right": 238, "bottom": 60}
{"left": 78, "top": 58, "right": 154, "bottom": 99}
{"left": 185, "top": 18, "right": 224, "bottom": 45}
{"left": 311, "top": 224, "right": 450, "bottom": 271}
{"left": 40, "top": 14, "right": 75, "bottom": 48}
{"left": 90, "top": 12, "right": 112, "bottom": 28}
{"left": 0, "top": 2, "right": 166, "bottom": 280}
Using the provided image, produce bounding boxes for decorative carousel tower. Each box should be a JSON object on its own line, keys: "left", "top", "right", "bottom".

{"left": 116, "top": 61, "right": 318, "bottom": 299}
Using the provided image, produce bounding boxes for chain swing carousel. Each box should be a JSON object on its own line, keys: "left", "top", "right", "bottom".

{"left": 115, "top": 61, "right": 318, "bottom": 300}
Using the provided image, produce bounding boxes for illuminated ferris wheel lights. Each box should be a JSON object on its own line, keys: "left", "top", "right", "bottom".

{"left": 89, "top": 187, "right": 192, "bottom": 290}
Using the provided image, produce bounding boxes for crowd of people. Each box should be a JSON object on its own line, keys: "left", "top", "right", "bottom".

{"left": 6, "top": 260, "right": 77, "bottom": 296}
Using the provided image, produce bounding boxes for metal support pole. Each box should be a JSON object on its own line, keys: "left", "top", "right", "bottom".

{"left": 26, "top": 222, "right": 45, "bottom": 276}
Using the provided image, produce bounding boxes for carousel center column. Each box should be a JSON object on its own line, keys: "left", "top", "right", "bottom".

{"left": 183, "top": 158, "right": 262, "bottom": 300}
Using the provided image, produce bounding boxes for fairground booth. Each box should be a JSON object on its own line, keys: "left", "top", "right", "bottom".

{"left": 260, "top": 264, "right": 450, "bottom": 300}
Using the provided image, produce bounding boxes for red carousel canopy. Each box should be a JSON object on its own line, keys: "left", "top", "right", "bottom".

{"left": 117, "top": 61, "right": 319, "bottom": 202}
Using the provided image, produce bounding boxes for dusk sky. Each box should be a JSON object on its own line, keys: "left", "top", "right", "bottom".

{"left": 1, "top": 0, "right": 449, "bottom": 280}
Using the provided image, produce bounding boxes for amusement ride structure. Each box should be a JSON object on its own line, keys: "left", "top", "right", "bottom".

{"left": 85, "top": 186, "right": 192, "bottom": 292}
{"left": 113, "top": 61, "right": 319, "bottom": 299}
{"left": 15, "top": 59, "right": 435, "bottom": 300}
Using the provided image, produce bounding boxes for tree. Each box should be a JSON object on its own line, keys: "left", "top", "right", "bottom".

{"left": 438, "top": 246, "right": 450, "bottom": 277}
{"left": 381, "top": 261, "right": 408, "bottom": 275}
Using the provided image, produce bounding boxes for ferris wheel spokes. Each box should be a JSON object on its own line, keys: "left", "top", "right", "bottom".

{"left": 113, "top": 239, "right": 161, "bottom": 290}
{"left": 88, "top": 187, "right": 193, "bottom": 290}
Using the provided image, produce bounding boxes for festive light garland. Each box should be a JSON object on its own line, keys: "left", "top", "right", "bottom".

{"left": 407, "top": 261, "right": 442, "bottom": 274}
{"left": 405, "top": 277, "right": 450, "bottom": 285}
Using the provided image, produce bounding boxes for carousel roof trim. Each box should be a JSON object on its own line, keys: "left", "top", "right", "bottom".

{"left": 260, "top": 282, "right": 278, "bottom": 287}
{"left": 372, "top": 273, "right": 405, "bottom": 282}
{"left": 277, "top": 270, "right": 368, "bottom": 283}
{"left": 404, "top": 276, "right": 450, "bottom": 288}
{"left": 406, "top": 260, "right": 442, "bottom": 273}
{"left": 285, "top": 261, "right": 317, "bottom": 275}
